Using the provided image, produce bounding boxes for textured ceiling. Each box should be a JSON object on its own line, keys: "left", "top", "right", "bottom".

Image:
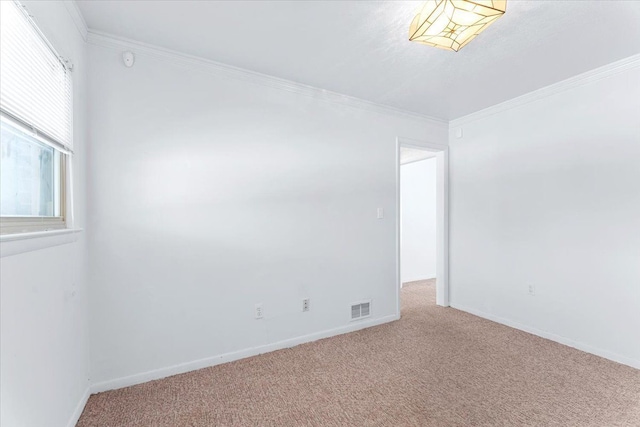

{"left": 76, "top": 1, "right": 640, "bottom": 120}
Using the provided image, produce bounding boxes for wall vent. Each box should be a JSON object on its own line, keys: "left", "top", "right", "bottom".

{"left": 350, "top": 301, "right": 371, "bottom": 320}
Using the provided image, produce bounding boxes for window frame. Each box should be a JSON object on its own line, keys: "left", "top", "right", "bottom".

{"left": 0, "top": 149, "right": 67, "bottom": 235}
{"left": 0, "top": 0, "right": 73, "bottom": 236}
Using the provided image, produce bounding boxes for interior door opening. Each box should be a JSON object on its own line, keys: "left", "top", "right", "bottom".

{"left": 396, "top": 138, "right": 449, "bottom": 315}
{"left": 401, "top": 152, "right": 437, "bottom": 288}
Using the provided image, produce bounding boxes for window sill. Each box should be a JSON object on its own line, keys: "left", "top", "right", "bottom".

{"left": 0, "top": 228, "right": 83, "bottom": 258}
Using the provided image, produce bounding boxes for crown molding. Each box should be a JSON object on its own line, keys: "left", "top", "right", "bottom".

{"left": 62, "top": 1, "right": 88, "bottom": 42}
{"left": 85, "top": 29, "right": 447, "bottom": 128}
{"left": 82, "top": 28, "right": 638, "bottom": 131}
{"left": 451, "top": 54, "right": 640, "bottom": 128}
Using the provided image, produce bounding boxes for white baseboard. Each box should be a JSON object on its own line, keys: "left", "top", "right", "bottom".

{"left": 66, "top": 386, "right": 90, "bottom": 427}
{"left": 450, "top": 303, "right": 640, "bottom": 370}
{"left": 90, "top": 313, "right": 400, "bottom": 394}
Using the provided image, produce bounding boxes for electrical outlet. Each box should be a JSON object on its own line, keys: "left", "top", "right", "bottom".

{"left": 528, "top": 284, "right": 535, "bottom": 296}
{"left": 255, "top": 303, "right": 264, "bottom": 319}
{"left": 302, "top": 298, "right": 310, "bottom": 312}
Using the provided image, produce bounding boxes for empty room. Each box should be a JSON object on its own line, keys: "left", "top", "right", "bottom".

{"left": 1, "top": 1, "right": 639, "bottom": 426}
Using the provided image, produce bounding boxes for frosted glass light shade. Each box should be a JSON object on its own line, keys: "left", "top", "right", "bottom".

{"left": 409, "top": 0, "right": 506, "bottom": 52}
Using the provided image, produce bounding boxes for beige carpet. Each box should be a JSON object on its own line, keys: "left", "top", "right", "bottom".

{"left": 77, "top": 280, "right": 640, "bottom": 426}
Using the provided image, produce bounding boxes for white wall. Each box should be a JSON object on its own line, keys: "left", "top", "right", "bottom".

{"left": 0, "top": 2, "right": 90, "bottom": 427}
{"left": 86, "top": 40, "right": 448, "bottom": 387}
{"left": 401, "top": 158, "right": 436, "bottom": 283}
{"left": 449, "top": 60, "right": 640, "bottom": 368}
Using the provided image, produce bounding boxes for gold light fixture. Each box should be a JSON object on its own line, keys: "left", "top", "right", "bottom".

{"left": 409, "top": 0, "right": 506, "bottom": 52}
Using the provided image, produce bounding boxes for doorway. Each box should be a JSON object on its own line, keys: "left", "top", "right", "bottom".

{"left": 400, "top": 153, "right": 437, "bottom": 286}
{"left": 396, "top": 138, "right": 449, "bottom": 314}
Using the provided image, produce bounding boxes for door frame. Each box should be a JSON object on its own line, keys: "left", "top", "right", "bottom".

{"left": 396, "top": 137, "right": 449, "bottom": 314}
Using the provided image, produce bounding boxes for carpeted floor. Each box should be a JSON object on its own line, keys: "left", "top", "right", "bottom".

{"left": 77, "top": 280, "right": 640, "bottom": 426}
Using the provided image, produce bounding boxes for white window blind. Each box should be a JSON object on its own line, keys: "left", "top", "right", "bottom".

{"left": 0, "top": 1, "right": 73, "bottom": 151}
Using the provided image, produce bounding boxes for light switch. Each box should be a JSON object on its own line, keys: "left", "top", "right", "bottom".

{"left": 377, "top": 208, "right": 384, "bottom": 219}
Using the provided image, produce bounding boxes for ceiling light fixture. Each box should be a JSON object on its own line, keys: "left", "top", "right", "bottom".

{"left": 409, "top": 0, "right": 506, "bottom": 52}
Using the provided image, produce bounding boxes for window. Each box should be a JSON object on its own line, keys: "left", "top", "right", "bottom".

{"left": 0, "top": 1, "right": 73, "bottom": 235}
